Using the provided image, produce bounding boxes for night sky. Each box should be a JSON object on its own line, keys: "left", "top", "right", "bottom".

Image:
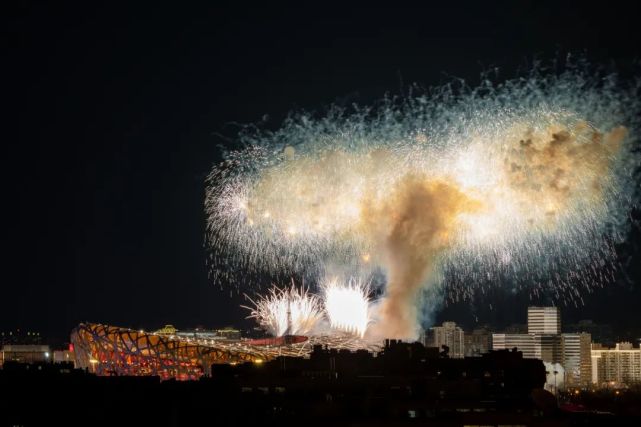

{"left": 4, "top": 2, "right": 641, "bottom": 345}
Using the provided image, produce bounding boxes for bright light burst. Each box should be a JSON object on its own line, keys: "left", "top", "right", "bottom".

{"left": 209, "top": 62, "right": 640, "bottom": 339}
{"left": 243, "top": 284, "right": 323, "bottom": 337}
{"left": 322, "top": 277, "right": 372, "bottom": 338}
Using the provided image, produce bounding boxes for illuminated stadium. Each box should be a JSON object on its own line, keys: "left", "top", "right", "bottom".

{"left": 71, "top": 322, "right": 380, "bottom": 380}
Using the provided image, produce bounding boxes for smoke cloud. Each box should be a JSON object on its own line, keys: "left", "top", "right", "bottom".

{"left": 362, "top": 176, "right": 480, "bottom": 339}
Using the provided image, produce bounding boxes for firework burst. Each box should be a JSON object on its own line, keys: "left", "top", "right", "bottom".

{"left": 209, "top": 61, "right": 640, "bottom": 339}
{"left": 243, "top": 284, "right": 324, "bottom": 336}
{"left": 322, "top": 277, "right": 372, "bottom": 338}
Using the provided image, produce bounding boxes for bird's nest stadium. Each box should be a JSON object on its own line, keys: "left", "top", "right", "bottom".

{"left": 71, "top": 323, "right": 380, "bottom": 380}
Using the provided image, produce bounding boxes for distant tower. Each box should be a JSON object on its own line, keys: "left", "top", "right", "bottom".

{"left": 430, "top": 322, "right": 465, "bottom": 358}
{"left": 528, "top": 307, "right": 561, "bottom": 334}
{"left": 286, "top": 298, "right": 292, "bottom": 336}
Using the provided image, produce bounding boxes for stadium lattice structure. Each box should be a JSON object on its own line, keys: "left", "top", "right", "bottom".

{"left": 71, "top": 323, "right": 381, "bottom": 380}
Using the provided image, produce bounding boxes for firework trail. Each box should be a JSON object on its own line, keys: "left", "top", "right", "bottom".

{"left": 208, "top": 62, "right": 640, "bottom": 339}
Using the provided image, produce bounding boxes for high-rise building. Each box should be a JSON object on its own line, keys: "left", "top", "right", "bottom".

{"left": 527, "top": 307, "right": 561, "bottom": 334}
{"left": 561, "top": 332, "right": 592, "bottom": 387}
{"left": 492, "top": 333, "right": 562, "bottom": 364}
{"left": 492, "top": 334, "right": 537, "bottom": 358}
{"left": 430, "top": 322, "right": 465, "bottom": 358}
{"left": 493, "top": 307, "right": 562, "bottom": 364}
{"left": 538, "top": 334, "right": 563, "bottom": 364}
{"left": 493, "top": 307, "right": 593, "bottom": 389}
{"left": 464, "top": 328, "right": 492, "bottom": 357}
{"left": 591, "top": 342, "right": 641, "bottom": 387}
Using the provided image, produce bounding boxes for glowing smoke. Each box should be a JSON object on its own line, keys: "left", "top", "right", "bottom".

{"left": 208, "top": 63, "right": 639, "bottom": 340}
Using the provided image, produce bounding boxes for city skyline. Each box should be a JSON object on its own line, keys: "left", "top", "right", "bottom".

{"left": 4, "top": 303, "right": 638, "bottom": 354}
{"left": 4, "top": 287, "right": 641, "bottom": 347}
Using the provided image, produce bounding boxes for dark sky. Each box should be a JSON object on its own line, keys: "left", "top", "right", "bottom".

{"left": 4, "top": 2, "right": 641, "bottom": 345}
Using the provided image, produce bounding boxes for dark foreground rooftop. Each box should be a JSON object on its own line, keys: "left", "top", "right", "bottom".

{"left": 0, "top": 341, "right": 639, "bottom": 426}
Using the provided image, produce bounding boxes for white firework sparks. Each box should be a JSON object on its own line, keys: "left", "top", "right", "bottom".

{"left": 243, "top": 284, "right": 323, "bottom": 337}
{"left": 209, "top": 62, "right": 640, "bottom": 339}
{"left": 322, "top": 277, "right": 372, "bottom": 338}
